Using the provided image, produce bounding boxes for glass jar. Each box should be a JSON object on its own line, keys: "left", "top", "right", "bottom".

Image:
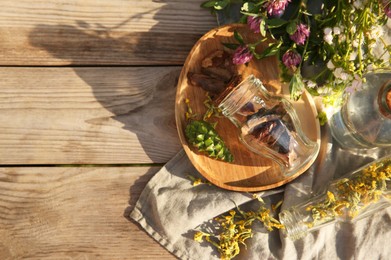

{"left": 217, "top": 75, "right": 319, "bottom": 176}
{"left": 329, "top": 71, "right": 391, "bottom": 149}
{"left": 279, "top": 155, "right": 391, "bottom": 240}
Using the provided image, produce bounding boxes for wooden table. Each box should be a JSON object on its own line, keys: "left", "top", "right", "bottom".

{"left": 0, "top": 1, "right": 216, "bottom": 258}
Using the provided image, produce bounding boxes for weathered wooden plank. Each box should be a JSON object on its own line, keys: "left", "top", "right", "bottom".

{"left": 0, "top": 166, "right": 175, "bottom": 259}
{"left": 0, "top": 0, "right": 216, "bottom": 65}
{"left": 0, "top": 67, "right": 182, "bottom": 164}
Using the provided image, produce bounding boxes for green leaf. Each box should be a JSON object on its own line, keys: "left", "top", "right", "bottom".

{"left": 213, "top": 0, "right": 229, "bottom": 10}
{"left": 222, "top": 43, "right": 240, "bottom": 50}
{"left": 196, "top": 134, "right": 205, "bottom": 142}
{"left": 241, "top": 2, "right": 255, "bottom": 12}
{"left": 200, "top": 0, "right": 229, "bottom": 10}
{"left": 260, "top": 19, "right": 266, "bottom": 37}
{"left": 200, "top": 1, "right": 217, "bottom": 8}
{"left": 204, "top": 138, "right": 213, "bottom": 147}
{"left": 234, "top": 30, "right": 245, "bottom": 45}
{"left": 286, "top": 21, "right": 297, "bottom": 35}
{"left": 266, "top": 18, "right": 287, "bottom": 28}
{"left": 257, "top": 42, "right": 281, "bottom": 59}
{"left": 317, "top": 111, "right": 328, "bottom": 126}
{"left": 289, "top": 73, "right": 304, "bottom": 101}
{"left": 306, "top": 87, "right": 320, "bottom": 97}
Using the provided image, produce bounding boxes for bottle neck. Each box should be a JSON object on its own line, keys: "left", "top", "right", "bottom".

{"left": 218, "top": 74, "right": 270, "bottom": 117}
{"left": 378, "top": 81, "right": 391, "bottom": 119}
{"left": 279, "top": 209, "right": 309, "bottom": 240}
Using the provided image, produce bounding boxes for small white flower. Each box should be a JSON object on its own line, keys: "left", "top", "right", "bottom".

{"left": 370, "top": 26, "right": 384, "bottom": 39}
{"left": 338, "top": 34, "right": 346, "bottom": 43}
{"left": 334, "top": 78, "right": 343, "bottom": 84}
{"left": 345, "top": 75, "right": 363, "bottom": 93}
{"left": 324, "top": 34, "right": 333, "bottom": 44}
{"left": 306, "top": 80, "right": 317, "bottom": 88}
{"left": 317, "top": 87, "right": 326, "bottom": 94}
{"left": 353, "top": 0, "right": 363, "bottom": 9}
{"left": 333, "top": 67, "right": 350, "bottom": 81}
{"left": 324, "top": 27, "right": 332, "bottom": 35}
{"left": 345, "top": 86, "right": 355, "bottom": 94}
{"left": 352, "top": 75, "right": 363, "bottom": 90}
{"left": 352, "top": 39, "right": 359, "bottom": 48}
{"left": 351, "top": 25, "right": 356, "bottom": 34}
{"left": 349, "top": 51, "right": 357, "bottom": 61}
{"left": 340, "top": 72, "right": 349, "bottom": 81}
{"left": 333, "top": 27, "right": 341, "bottom": 35}
{"left": 333, "top": 67, "right": 343, "bottom": 78}
{"left": 327, "top": 60, "right": 335, "bottom": 69}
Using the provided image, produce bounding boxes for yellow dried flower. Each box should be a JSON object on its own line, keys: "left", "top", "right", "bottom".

{"left": 187, "top": 174, "right": 211, "bottom": 186}
{"left": 194, "top": 231, "right": 206, "bottom": 242}
{"left": 194, "top": 200, "right": 283, "bottom": 259}
{"left": 327, "top": 191, "right": 336, "bottom": 202}
{"left": 193, "top": 178, "right": 204, "bottom": 186}
{"left": 306, "top": 158, "right": 391, "bottom": 225}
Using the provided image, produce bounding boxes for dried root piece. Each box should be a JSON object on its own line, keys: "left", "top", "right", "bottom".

{"left": 187, "top": 50, "right": 238, "bottom": 97}
{"left": 188, "top": 72, "right": 227, "bottom": 95}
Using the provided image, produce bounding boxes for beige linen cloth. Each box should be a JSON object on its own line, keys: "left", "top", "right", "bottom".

{"left": 129, "top": 127, "right": 391, "bottom": 260}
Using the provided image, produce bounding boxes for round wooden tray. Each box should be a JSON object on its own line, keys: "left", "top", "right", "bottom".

{"left": 175, "top": 24, "right": 320, "bottom": 192}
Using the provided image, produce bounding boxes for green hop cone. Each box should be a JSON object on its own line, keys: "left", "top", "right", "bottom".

{"left": 185, "top": 120, "right": 233, "bottom": 162}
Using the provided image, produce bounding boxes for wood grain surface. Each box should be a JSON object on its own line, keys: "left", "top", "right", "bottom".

{"left": 0, "top": 0, "right": 232, "bottom": 259}
{"left": 176, "top": 24, "right": 320, "bottom": 192}
{"left": 0, "top": 67, "right": 182, "bottom": 164}
{"left": 0, "top": 166, "right": 175, "bottom": 259}
{"left": 0, "top": 0, "right": 215, "bottom": 65}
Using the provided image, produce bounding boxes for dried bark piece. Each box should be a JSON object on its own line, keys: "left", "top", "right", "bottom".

{"left": 187, "top": 72, "right": 227, "bottom": 95}
{"left": 201, "top": 50, "right": 236, "bottom": 83}
{"left": 187, "top": 50, "right": 238, "bottom": 97}
{"left": 201, "top": 67, "right": 232, "bottom": 82}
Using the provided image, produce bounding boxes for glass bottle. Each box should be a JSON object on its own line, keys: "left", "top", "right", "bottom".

{"left": 329, "top": 71, "right": 391, "bottom": 149}
{"left": 217, "top": 74, "right": 319, "bottom": 176}
{"left": 279, "top": 155, "right": 391, "bottom": 241}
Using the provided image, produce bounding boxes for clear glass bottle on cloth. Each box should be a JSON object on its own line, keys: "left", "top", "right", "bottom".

{"left": 330, "top": 71, "right": 391, "bottom": 149}
{"left": 217, "top": 74, "right": 319, "bottom": 176}
{"left": 279, "top": 155, "right": 391, "bottom": 240}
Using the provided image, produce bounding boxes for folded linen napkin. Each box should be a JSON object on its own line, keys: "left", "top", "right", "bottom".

{"left": 130, "top": 128, "right": 391, "bottom": 260}
{"left": 129, "top": 149, "right": 284, "bottom": 259}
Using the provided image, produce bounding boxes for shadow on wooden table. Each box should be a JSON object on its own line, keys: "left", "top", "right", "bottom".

{"left": 123, "top": 167, "right": 161, "bottom": 217}
{"left": 28, "top": 14, "right": 185, "bottom": 163}
{"left": 27, "top": 4, "right": 196, "bottom": 237}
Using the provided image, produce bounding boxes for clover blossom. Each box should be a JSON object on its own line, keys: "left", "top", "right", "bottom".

{"left": 232, "top": 46, "right": 253, "bottom": 64}
{"left": 282, "top": 50, "right": 301, "bottom": 69}
{"left": 290, "top": 23, "right": 310, "bottom": 45}
{"left": 382, "top": 0, "right": 391, "bottom": 18}
{"left": 265, "top": 0, "right": 291, "bottom": 17}
{"left": 201, "top": 0, "right": 391, "bottom": 103}
{"left": 247, "top": 16, "right": 262, "bottom": 33}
